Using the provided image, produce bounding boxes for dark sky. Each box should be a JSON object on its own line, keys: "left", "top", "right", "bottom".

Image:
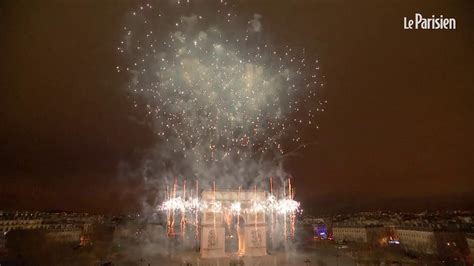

{"left": 1, "top": 0, "right": 473, "bottom": 215}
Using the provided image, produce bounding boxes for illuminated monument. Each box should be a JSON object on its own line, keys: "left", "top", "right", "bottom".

{"left": 160, "top": 178, "right": 299, "bottom": 264}
{"left": 200, "top": 190, "right": 267, "bottom": 258}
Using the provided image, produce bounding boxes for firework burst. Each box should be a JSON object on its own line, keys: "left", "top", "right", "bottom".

{"left": 117, "top": 1, "right": 326, "bottom": 167}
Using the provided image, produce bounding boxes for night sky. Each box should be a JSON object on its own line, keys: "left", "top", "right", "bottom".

{"left": 1, "top": 0, "right": 473, "bottom": 215}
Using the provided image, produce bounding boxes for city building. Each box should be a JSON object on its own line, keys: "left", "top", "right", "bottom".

{"left": 333, "top": 225, "right": 368, "bottom": 243}
{"left": 44, "top": 227, "right": 82, "bottom": 243}
{"left": 0, "top": 212, "right": 43, "bottom": 234}
{"left": 332, "top": 225, "right": 388, "bottom": 247}
{"left": 0, "top": 211, "right": 98, "bottom": 247}
{"left": 396, "top": 227, "right": 436, "bottom": 254}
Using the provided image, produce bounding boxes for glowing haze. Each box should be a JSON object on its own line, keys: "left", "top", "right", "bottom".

{"left": 117, "top": 0, "right": 325, "bottom": 189}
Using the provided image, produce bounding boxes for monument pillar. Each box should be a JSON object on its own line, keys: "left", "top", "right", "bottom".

{"left": 200, "top": 211, "right": 225, "bottom": 258}
{"left": 244, "top": 212, "right": 267, "bottom": 256}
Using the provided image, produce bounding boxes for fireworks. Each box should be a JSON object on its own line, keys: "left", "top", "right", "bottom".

{"left": 117, "top": 0, "right": 326, "bottom": 165}
{"left": 159, "top": 196, "right": 201, "bottom": 212}
{"left": 275, "top": 198, "right": 300, "bottom": 215}
{"left": 159, "top": 196, "right": 186, "bottom": 212}
{"left": 159, "top": 191, "right": 301, "bottom": 216}
{"left": 230, "top": 202, "right": 241, "bottom": 214}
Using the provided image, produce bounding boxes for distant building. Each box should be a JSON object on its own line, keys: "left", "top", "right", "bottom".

{"left": 45, "top": 227, "right": 82, "bottom": 243}
{"left": 332, "top": 225, "right": 388, "bottom": 246}
{"left": 396, "top": 227, "right": 436, "bottom": 254}
{"left": 0, "top": 218, "right": 43, "bottom": 233}
{"left": 301, "top": 217, "right": 325, "bottom": 225}
{"left": 396, "top": 227, "right": 472, "bottom": 263}
{"left": 333, "top": 226, "right": 367, "bottom": 243}
{"left": 0, "top": 211, "right": 98, "bottom": 247}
